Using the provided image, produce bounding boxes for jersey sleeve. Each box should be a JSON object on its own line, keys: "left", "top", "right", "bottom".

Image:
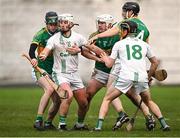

{"left": 32, "top": 33, "right": 41, "bottom": 45}
{"left": 110, "top": 42, "right": 119, "bottom": 59}
{"left": 46, "top": 35, "right": 55, "bottom": 50}
{"left": 146, "top": 44, "right": 155, "bottom": 59}
{"left": 78, "top": 34, "right": 87, "bottom": 47}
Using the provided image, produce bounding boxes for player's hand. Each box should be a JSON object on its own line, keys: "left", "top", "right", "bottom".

{"left": 66, "top": 44, "right": 81, "bottom": 55}
{"left": 87, "top": 35, "right": 98, "bottom": 45}
{"left": 39, "top": 53, "right": 47, "bottom": 61}
{"left": 100, "top": 52, "right": 108, "bottom": 62}
{"left": 96, "top": 57, "right": 104, "bottom": 63}
{"left": 148, "top": 77, "right": 153, "bottom": 86}
{"left": 31, "top": 58, "right": 38, "bottom": 67}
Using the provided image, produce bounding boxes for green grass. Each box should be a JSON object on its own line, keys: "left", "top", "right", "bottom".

{"left": 0, "top": 86, "right": 180, "bottom": 137}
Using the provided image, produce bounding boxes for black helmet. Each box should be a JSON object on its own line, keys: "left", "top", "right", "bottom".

{"left": 45, "top": 11, "right": 58, "bottom": 24}
{"left": 122, "top": 2, "right": 140, "bottom": 15}
{"left": 120, "top": 20, "right": 137, "bottom": 34}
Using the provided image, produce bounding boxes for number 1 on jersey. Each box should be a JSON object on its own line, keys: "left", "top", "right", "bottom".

{"left": 126, "top": 45, "right": 142, "bottom": 60}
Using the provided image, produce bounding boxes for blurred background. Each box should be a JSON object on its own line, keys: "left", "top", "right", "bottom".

{"left": 0, "top": 0, "right": 180, "bottom": 86}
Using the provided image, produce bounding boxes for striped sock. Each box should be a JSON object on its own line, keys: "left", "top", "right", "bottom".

{"left": 36, "top": 114, "right": 43, "bottom": 121}
{"left": 118, "top": 111, "right": 125, "bottom": 118}
{"left": 59, "top": 115, "right": 66, "bottom": 125}
{"left": 95, "top": 119, "right": 104, "bottom": 129}
{"left": 158, "top": 117, "right": 167, "bottom": 128}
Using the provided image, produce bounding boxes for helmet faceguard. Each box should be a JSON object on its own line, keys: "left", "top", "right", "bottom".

{"left": 59, "top": 13, "right": 74, "bottom": 23}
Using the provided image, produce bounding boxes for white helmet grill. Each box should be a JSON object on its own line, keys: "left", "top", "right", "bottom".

{"left": 59, "top": 13, "right": 74, "bottom": 23}
{"left": 96, "top": 14, "right": 114, "bottom": 24}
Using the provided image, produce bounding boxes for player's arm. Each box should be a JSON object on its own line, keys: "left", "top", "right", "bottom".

{"left": 29, "top": 43, "right": 38, "bottom": 67}
{"left": 148, "top": 56, "right": 159, "bottom": 80}
{"left": 88, "top": 26, "right": 119, "bottom": 44}
{"left": 39, "top": 47, "right": 51, "bottom": 61}
{"left": 85, "top": 43, "right": 104, "bottom": 56}
{"left": 146, "top": 44, "right": 159, "bottom": 79}
{"left": 98, "top": 26, "right": 120, "bottom": 38}
{"left": 81, "top": 47, "right": 102, "bottom": 62}
{"left": 145, "top": 37, "right": 149, "bottom": 44}
{"left": 66, "top": 43, "right": 81, "bottom": 55}
{"left": 101, "top": 42, "right": 119, "bottom": 68}
{"left": 100, "top": 52, "right": 115, "bottom": 68}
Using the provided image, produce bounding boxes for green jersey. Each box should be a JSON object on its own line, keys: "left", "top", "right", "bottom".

{"left": 89, "top": 31, "right": 120, "bottom": 73}
{"left": 118, "top": 18, "right": 150, "bottom": 42}
{"left": 32, "top": 27, "right": 58, "bottom": 74}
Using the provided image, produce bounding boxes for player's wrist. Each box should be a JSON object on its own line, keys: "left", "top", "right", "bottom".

{"left": 96, "top": 34, "right": 100, "bottom": 39}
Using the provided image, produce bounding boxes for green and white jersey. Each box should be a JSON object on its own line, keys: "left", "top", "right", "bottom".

{"left": 46, "top": 31, "right": 87, "bottom": 73}
{"left": 113, "top": 18, "right": 150, "bottom": 75}
{"left": 117, "top": 17, "right": 150, "bottom": 42}
{"left": 89, "top": 31, "right": 120, "bottom": 73}
{"left": 110, "top": 36, "right": 154, "bottom": 82}
{"left": 32, "top": 27, "right": 59, "bottom": 74}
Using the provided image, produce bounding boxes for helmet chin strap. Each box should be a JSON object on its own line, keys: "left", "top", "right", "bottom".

{"left": 60, "top": 23, "right": 79, "bottom": 35}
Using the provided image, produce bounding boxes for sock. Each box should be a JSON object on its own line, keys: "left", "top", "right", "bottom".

{"left": 77, "top": 117, "right": 84, "bottom": 124}
{"left": 118, "top": 111, "right": 126, "bottom": 118}
{"left": 158, "top": 117, "right": 168, "bottom": 128}
{"left": 145, "top": 114, "right": 152, "bottom": 120}
{"left": 95, "top": 119, "right": 104, "bottom": 129}
{"left": 45, "top": 120, "right": 52, "bottom": 125}
{"left": 36, "top": 114, "right": 43, "bottom": 121}
{"left": 59, "top": 115, "right": 66, "bottom": 125}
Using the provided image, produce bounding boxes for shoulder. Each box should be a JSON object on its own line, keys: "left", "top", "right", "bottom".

{"left": 48, "top": 32, "right": 60, "bottom": 41}
{"left": 72, "top": 31, "right": 86, "bottom": 39}
{"left": 114, "top": 39, "right": 126, "bottom": 47}
{"left": 34, "top": 27, "right": 47, "bottom": 38}
{"left": 89, "top": 31, "right": 98, "bottom": 39}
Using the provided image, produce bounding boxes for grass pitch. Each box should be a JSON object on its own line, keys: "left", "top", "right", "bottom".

{"left": 0, "top": 86, "right": 180, "bottom": 137}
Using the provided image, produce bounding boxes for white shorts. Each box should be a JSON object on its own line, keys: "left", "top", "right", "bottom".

{"left": 92, "top": 68, "right": 109, "bottom": 85}
{"left": 111, "top": 62, "right": 121, "bottom": 76}
{"left": 52, "top": 71, "right": 84, "bottom": 91}
{"left": 114, "top": 77, "right": 149, "bottom": 94}
{"left": 31, "top": 68, "right": 44, "bottom": 82}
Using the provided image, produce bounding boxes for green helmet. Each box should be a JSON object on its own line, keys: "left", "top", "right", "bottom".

{"left": 45, "top": 11, "right": 58, "bottom": 24}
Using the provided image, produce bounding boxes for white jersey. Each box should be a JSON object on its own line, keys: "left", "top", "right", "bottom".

{"left": 110, "top": 36, "right": 154, "bottom": 82}
{"left": 46, "top": 31, "right": 87, "bottom": 73}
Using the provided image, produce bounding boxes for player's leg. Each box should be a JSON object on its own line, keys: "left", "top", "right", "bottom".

{"left": 95, "top": 85, "right": 122, "bottom": 130}
{"left": 86, "top": 69, "right": 108, "bottom": 110}
{"left": 107, "top": 74, "right": 124, "bottom": 112}
{"left": 34, "top": 75, "right": 54, "bottom": 130}
{"left": 126, "top": 90, "right": 156, "bottom": 130}
{"left": 73, "top": 87, "right": 89, "bottom": 130}
{"left": 86, "top": 78, "right": 104, "bottom": 107}
{"left": 139, "top": 85, "right": 170, "bottom": 131}
{"left": 68, "top": 71, "right": 89, "bottom": 130}
{"left": 51, "top": 72, "right": 74, "bottom": 130}
{"left": 44, "top": 91, "right": 60, "bottom": 130}
{"left": 107, "top": 74, "right": 129, "bottom": 129}
{"left": 58, "top": 82, "right": 74, "bottom": 130}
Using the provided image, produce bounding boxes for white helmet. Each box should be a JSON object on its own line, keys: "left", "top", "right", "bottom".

{"left": 59, "top": 13, "right": 74, "bottom": 23}
{"left": 96, "top": 14, "right": 114, "bottom": 25}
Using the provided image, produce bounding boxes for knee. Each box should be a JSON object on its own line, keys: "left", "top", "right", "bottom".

{"left": 52, "top": 98, "right": 61, "bottom": 108}
{"left": 86, "top": 92, "right": 93, "bottom": 102}
{"left": 63, "top": 94, "right": 73, "bottom": 104}
{"left": 44, "top": 87, "right": 54, "bottom": 96}
{"left": 79, "top": 100, "right": 88, "bottom": 110}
